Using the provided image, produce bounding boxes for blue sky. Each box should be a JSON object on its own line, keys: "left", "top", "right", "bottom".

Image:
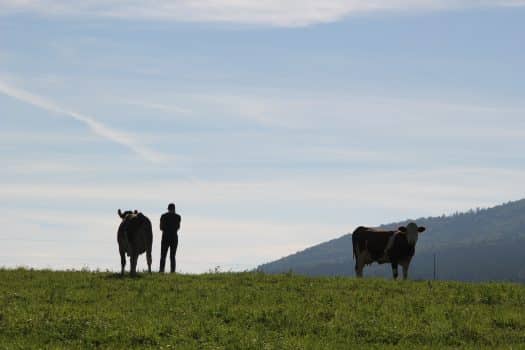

{"left": 1, "top": 1, "right": 525, "bottom": 272}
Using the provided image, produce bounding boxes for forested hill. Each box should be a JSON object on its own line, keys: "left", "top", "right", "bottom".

{"left": 258, "top": 199, "right": 525, "bottom": 282}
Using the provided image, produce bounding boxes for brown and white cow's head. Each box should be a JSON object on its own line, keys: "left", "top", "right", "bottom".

{"left": 398, "top": 222, "right": 426, "bottom": 246}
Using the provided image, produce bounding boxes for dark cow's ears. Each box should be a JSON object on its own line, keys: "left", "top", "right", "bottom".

{"left": 418, "top": 227, "right": 426, "bottom": 233}
{"left": 398, "top": 226, "right": 407, "bottom": 233}
{"left": 118, "top": 209, "right": 124, "bottom": 218}
{"left": 134, "top": 210, "right": 138, "bottom": 214}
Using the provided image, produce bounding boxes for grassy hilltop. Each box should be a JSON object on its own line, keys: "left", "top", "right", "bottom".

{"left": 1, "top": 269, "right": 525, "bottom": 349}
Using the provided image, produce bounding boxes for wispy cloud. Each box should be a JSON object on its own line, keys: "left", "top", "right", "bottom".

{"left": 120, "top": 99, "right": 192, "bottom": 115}
{"left": 182, "top": 91, "right": 525, "bottom": 132}
{"left": 0, "top": 0, "right": 524, "bottom": 27}
{"left": 0, "top": 80, "right": 164, "bottom": 163}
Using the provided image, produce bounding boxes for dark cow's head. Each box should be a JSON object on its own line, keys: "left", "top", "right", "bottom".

{"left": 398, "top": 222, "right": 426, "bottom": 246}
{"left": 118, "top": 209, "right": 138, "bottom": 221}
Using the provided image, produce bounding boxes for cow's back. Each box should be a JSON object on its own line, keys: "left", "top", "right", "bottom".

{"left": 128, "top": 214, "right": 153, "bottom": 255}
{"left": 118, "top": 214, "right": 153, "bottom": 255}
{"left": 352, "top": 227, "right": 395, "bottom": 260}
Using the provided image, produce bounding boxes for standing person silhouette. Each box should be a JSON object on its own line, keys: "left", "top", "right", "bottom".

{"left": 159, "top": 203, "right": 181, "bottom": 273}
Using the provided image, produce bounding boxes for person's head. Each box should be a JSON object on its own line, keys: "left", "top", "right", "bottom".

{"left": 167, "top": 203, "right": 176, "bottom": 212}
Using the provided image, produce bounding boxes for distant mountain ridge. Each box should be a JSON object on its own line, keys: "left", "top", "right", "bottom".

{"left": 258, "top": 199, "right": 525, "bottom": 282}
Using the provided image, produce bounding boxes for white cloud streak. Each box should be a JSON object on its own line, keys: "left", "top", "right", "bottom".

{"left": 0, "top": 80, "right": 164, "bottom": 163}
{"left": 120, "top": 100, "right": 192, "bottom": 115}
{"left": 0, "top": 0, "right": 524, "bottom": 27}
{"left": 182, "top": 91, "right": 525, "bottom": 132}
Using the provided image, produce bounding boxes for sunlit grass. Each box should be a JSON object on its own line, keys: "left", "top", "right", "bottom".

{"left": 1, "top": 268, "right": 524, "bottom": 349}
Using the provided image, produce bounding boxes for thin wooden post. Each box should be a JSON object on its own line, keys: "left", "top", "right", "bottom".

{"left": 433, "top": 253, "right": 437, "bottom": 280}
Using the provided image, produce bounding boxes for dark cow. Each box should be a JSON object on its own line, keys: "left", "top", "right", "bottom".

{"left": 352, "top": 222, "right": 426, "bottom": 279}
{"left": 117, "top": 209, "right": 153, "bottom": 276}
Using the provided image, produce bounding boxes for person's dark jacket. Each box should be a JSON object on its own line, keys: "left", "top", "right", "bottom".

{"left": 160, "top": 212, "right": 181, "bottom": 241}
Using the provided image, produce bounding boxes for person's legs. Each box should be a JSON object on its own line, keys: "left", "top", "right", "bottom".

{"left": 159, "top": 238, "right": 169, "bottom": 273}
{"left": 169, "top": 236, "right": 178, "bottom": 273}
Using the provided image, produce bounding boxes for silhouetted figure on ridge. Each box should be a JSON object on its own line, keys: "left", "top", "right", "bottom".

{"left": 159, "top": 203, "right": 181, "bottom": 273}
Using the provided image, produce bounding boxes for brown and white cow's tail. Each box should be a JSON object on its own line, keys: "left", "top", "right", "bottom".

{"left": 351, "top": 227, "right": 362, "bottom": 261}
{"left": 352, "top": 235, "right": 356, "bottom": 260}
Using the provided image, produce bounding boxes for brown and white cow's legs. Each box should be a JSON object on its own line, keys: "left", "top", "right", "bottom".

{"left": 355, "top": 261, "right": 364, "bottom": 278}
{"left": 354, "top": 251, "right": 363, "bottom": 277}
{"left": 120, "top": 250, "right": 126, "bottom": 276}
{"left": 355, "top": 251, "right": 371, "bottom": 278}
{"left": 391, "top": 262, "right": 399, "bottom": 280}
{"left": 401, "top": 260, "right": 411, "bottom": 280}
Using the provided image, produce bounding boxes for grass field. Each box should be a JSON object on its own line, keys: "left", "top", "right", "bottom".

{"left": 1, "top": 269, "right": 525, "bottom": 349}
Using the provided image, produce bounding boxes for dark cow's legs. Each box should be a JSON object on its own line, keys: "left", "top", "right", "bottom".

{"left": 130, "top": 253, "right": 138, "bottom": 277}
{"left": 120, "top": 250, "right": 126, "bottom": 276}
{"left": 121, "top": 250, "right": 150, "bottom": 276}
{"left": 391, "top": 262, "right": 399, "bottom": 280}
{"left": 146, "top": 249, "right": 152, "bottom": 273}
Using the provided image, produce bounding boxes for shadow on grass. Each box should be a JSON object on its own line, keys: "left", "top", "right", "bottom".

{"left": 104, "top": 273, "right": 145, "bottom": 280}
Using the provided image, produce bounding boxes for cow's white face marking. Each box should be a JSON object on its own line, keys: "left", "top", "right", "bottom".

{"left": 406, "top": 227, "right": 418, "bottom": 245}
{"left": 400, "top": 223, "right": 426, "bottom": 246}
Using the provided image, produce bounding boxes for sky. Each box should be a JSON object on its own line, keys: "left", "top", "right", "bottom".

{"left": 1, "top": 0, "right": 525, "bottom": 273}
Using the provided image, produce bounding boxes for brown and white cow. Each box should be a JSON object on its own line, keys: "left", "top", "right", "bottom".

{"left": 352, "top": 223, "right": 426, "bottom": 279}
{"left": 117, "top": 209, "right": 153, "bottom": 276}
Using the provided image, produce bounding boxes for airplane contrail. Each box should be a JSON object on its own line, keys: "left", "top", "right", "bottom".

{"left": 0, "top": 80, "right": 164, "bottom": 163}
